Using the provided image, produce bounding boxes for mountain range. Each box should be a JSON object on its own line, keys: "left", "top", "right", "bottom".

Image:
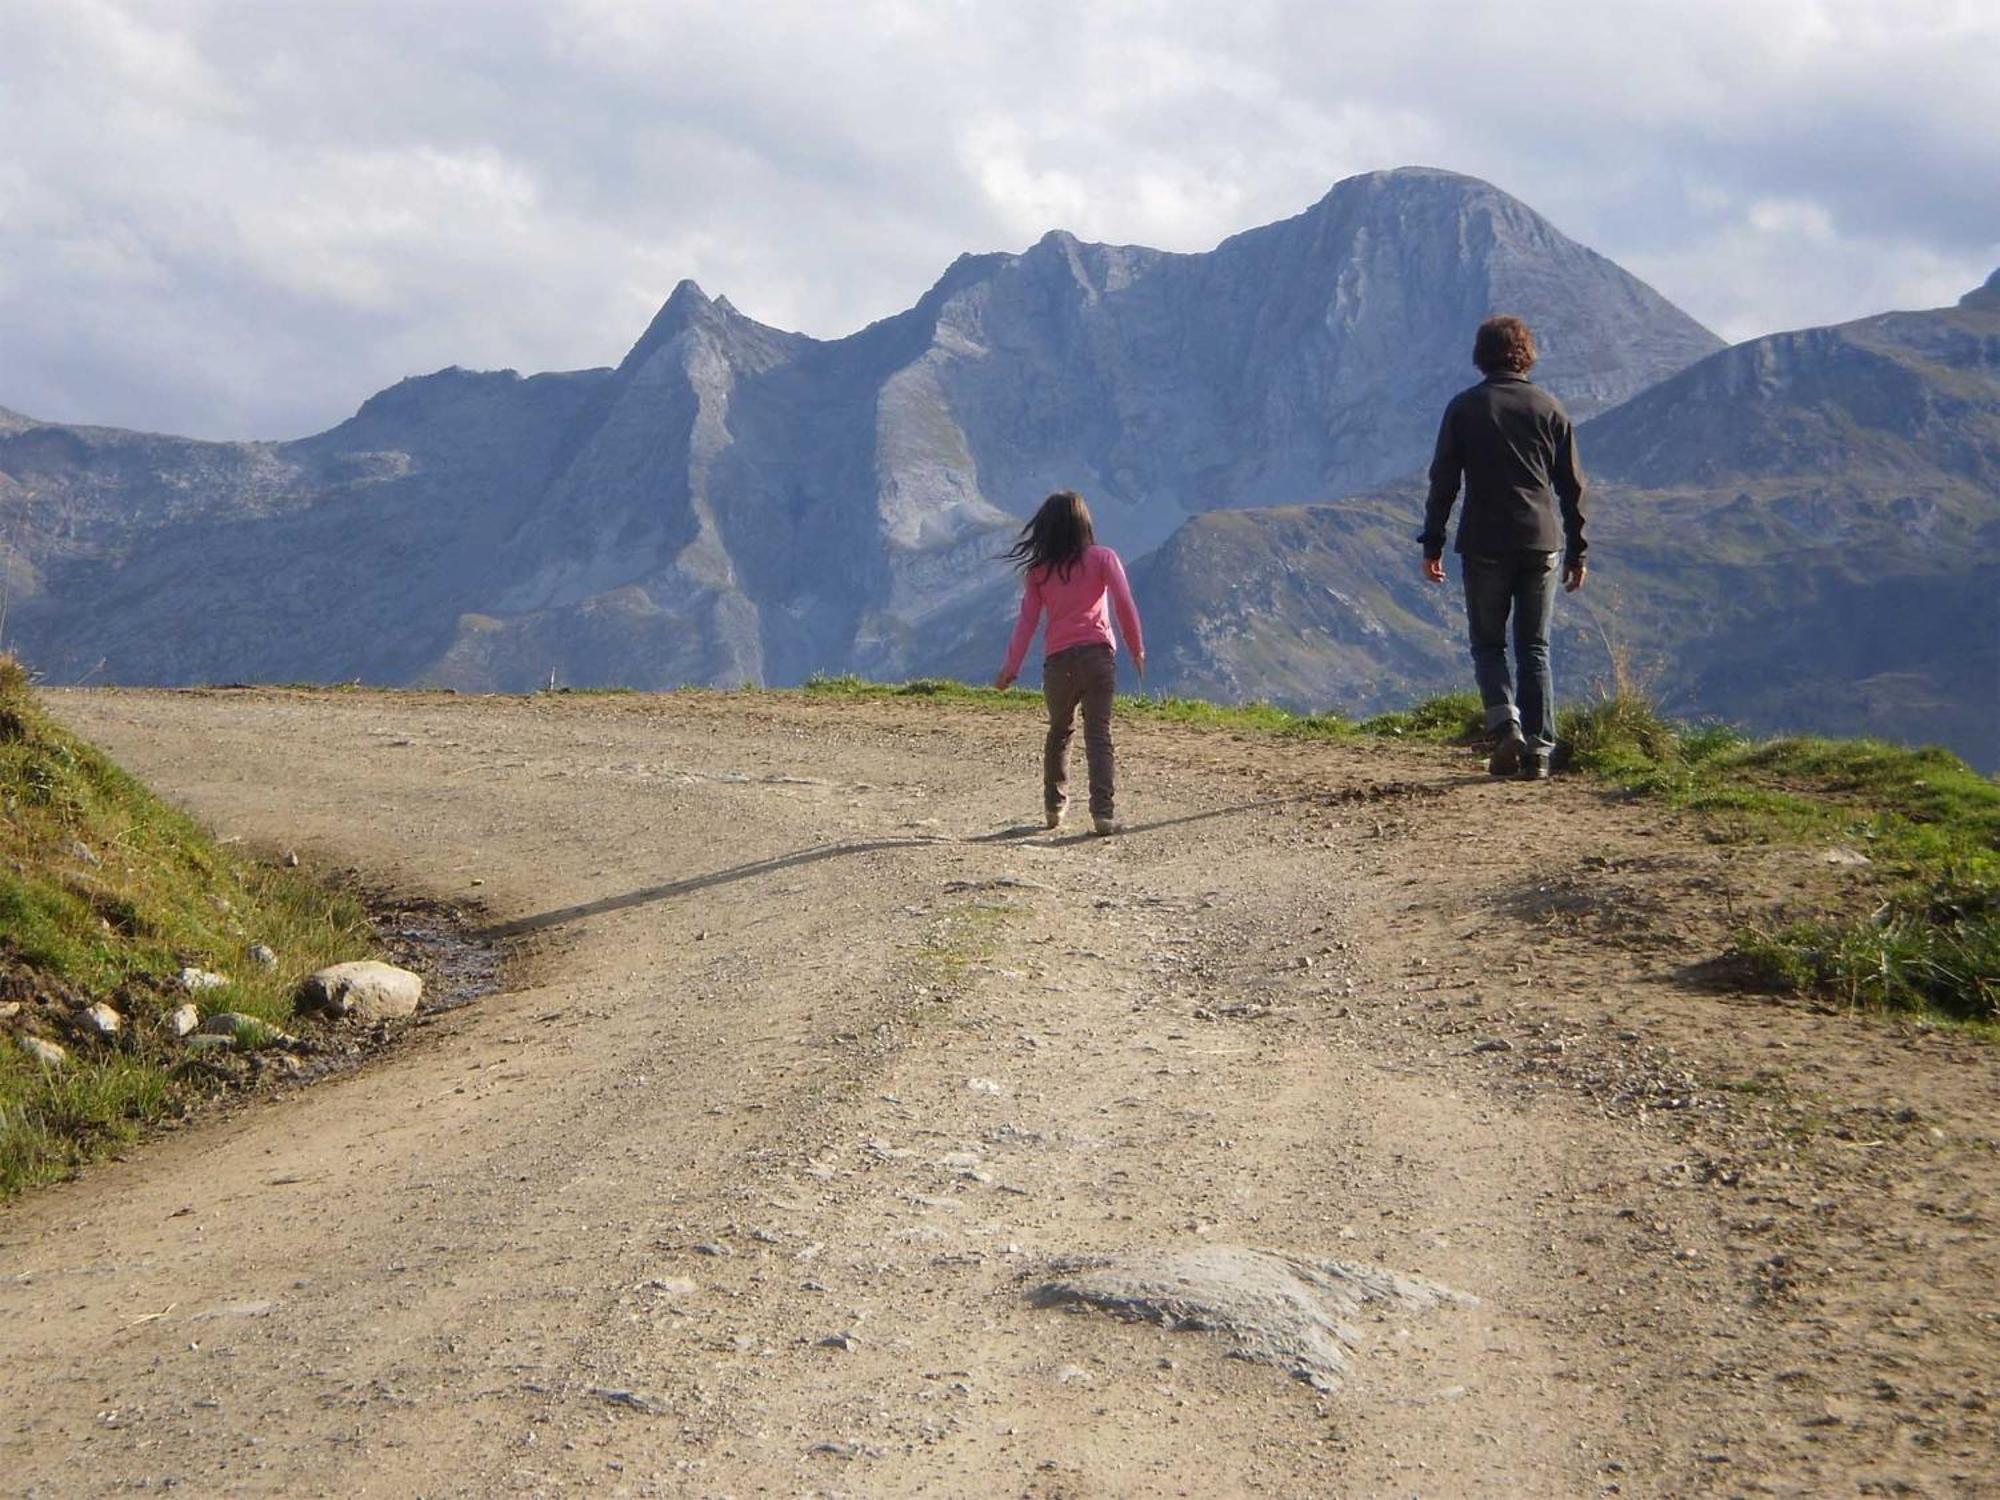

{"left": 1, "top": 169, "right": 1992, "bottom": 766}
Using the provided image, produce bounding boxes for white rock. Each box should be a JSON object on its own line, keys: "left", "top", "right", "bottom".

{"left": 295, "top": 961, "right": 423, "bottom": 1021}
{"left": 78, "top": 1002, "right": 122, "bottom": 1037}
{"left": 19, "top": 1035, "right": 67, "bottom": 1067}
{"left": 198, "top": 1012, "right": 295, "bottom": 1049}
{"left": 178, "top": 967, "right": 230, "bottom": 993}
{"left": 246, "top": 943, "right": 279, "bottom": 969}
{"left": 1034, "top": 1244, "right": 1475, "bottom": 1392}
{"left": 169, "top": 1004, "right": 201, "bottom": 1037}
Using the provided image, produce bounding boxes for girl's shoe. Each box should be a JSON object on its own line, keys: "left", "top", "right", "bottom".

{"left": 1092, "top": 816, "right": 1123, "bottom": 836}
{"left": 1045, "top": 803, "right": 1066, "bottom": 830}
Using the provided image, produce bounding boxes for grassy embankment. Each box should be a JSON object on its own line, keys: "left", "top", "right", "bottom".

{"left": 1, "top": 658, "right": 374, "bottom": 1194}
{"left": 803, "top": 673, "right": 1997, "bottom": 1027}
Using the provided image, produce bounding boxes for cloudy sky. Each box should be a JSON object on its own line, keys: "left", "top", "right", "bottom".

{"left": 3, "top": 0, "right": 1995, "bottom": 440}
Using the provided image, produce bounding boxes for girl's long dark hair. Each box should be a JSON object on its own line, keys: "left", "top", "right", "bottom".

{"left": 1005, "top": 490, "right": 1096, "bottom": 581}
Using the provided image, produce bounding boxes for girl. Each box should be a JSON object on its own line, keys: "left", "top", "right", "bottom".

{"left": 993, "top": 491, "right": 1145, "bottom": 835}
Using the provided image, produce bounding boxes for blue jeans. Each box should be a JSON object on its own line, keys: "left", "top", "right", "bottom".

{"left": 1463, "top": 550, "right": 1558, "bottom": 753}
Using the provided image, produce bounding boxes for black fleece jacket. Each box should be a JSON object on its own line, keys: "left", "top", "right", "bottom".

{"left": 1419, "top": 372, "right": 1587, "bottom": 563}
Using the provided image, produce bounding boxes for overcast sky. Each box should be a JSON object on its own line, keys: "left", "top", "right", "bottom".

{"left": 3, "top": 0, "right": 1995, "bottom": 440}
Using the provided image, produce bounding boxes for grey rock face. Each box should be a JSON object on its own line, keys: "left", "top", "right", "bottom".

{"left": 2, "top": 169, "right": 1716, "bottom": 694}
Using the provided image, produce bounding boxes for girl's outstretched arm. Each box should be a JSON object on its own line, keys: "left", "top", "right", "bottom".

{"left": 996, "top": 573, "right": 1044, "bottom": 688}
{"left": 1104, "top": 550, "right": 1145, "bottom": 666}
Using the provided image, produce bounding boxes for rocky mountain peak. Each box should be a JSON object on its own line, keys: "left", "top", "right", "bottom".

{"left": 1320, "top": 163, "right": 1491, "bottom": 200}
{"left": 1962, "top": 268, "right": 2000, "bottom": 310}
{"left": 617, "top": 278, "right": 795, "bottom": 373}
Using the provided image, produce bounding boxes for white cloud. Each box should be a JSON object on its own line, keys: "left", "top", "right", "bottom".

{"left": 0, "top": 0, "right": 1994, "bottom": 437}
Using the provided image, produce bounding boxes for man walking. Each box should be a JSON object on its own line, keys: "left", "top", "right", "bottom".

{"left": 1420, "top": 314, "right": 1587, "bottom": 779}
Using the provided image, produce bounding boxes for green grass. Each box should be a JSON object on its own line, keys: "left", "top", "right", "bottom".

{"left": 1359, "top": 692, "right": 1484, "bottom": 741}
{"left": 1, "top": 656, "right": 375, "bottom": 1194}
{"left": 1546, "top": 685, "right": 1997, "bottom": 1025}
{"left": 804, "top": 668, "right": 1996, "bottom": 1024}
{"left": 802, "top": 672, "right": 1358, "bottom": 742}
{"left": 1732, "top": 880, "right": 1997, "bottom": 1029}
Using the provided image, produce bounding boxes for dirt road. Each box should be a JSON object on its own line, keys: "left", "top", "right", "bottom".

{"left": 3, "top": 688, "right": 1993, "bottom": 1498}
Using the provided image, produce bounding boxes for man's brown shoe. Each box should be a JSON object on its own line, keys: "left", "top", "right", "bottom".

{"left": 1487, "top": 723, "right": 1527, "bottom": 776}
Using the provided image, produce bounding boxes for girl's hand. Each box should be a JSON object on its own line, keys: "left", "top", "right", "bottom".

{"left": 993, "top": 670, "right": 1016, "bottom": 691}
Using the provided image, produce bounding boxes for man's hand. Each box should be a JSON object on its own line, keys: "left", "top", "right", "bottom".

{"left": 1563, "top": 560, "right": 1587, "bottom": 593}
{"left": 993, "top": 669, "right": 1016, "bottom": 691}
{"left": 1422, "top": 555, "right": 1446, "bottom": 584}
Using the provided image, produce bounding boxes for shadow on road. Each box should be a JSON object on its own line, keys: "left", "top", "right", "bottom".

{"left": 478, "top": 835, "right": 947, "bottom": 939}
{"left": 481, "top": 789, "right": 1401, "bottom": 939}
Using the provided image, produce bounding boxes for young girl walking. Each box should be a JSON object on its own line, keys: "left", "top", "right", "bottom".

{"left": 993, "top": 491, "right": 1145, "bottom": 835}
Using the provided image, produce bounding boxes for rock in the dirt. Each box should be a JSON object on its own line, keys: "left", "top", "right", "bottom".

{"left": 78, "top": 1003, "right": 123, "bottom": 1037}
{"left": 807, "top": 1439, "right": 886, "bottom": 1459}
{"left": 1471, "top": 1036, "right": 1513, "bottom": 1054}
{"left": 184, "top": 1033, "right": 236, "bottom": 1054}
{"left": 295, "top": 961, "right": 423, "bottom": 1021}
{"left": 68, "top": 840, "right": 101, "bottom": 867}
{"left": 587, "top": 1386, "right": 665, "bottom": 1415}
{"left": 169, "top": 1003, "right": 201, "bottom": 1037}
{"left": 199, "top": 1012, "right": 296, "bottom": 1049}
{"left": 1031, "top": 1244, "right": 1474, "bottom": 1392}
{"left": 19, "top": 1035, "right": 67, "bottom": 1067}
{"left": 0, "top": 1000, "right": 23, "bottom": 1023}
{"left": 246, "top": 942, "right": 279, "bottom": 969}
{"left": 178, "top": 967, "right": 230, "bottom": 993}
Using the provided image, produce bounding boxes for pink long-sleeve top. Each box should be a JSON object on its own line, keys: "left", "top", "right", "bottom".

{"left": 1002, "top": 545, "right": 1145, "bottom": 679}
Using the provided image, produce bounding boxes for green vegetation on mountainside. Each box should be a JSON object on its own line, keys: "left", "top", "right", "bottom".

{"left": 1, "top": 658, "right": 374, "bottom": 1193}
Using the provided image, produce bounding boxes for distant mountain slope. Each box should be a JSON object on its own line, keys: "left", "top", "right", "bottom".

{"left": 1116, "top": 274, "right": 2000, "bottom": 768}
{"left": 0, "top": 168, "right": 1718, "bottom": 692}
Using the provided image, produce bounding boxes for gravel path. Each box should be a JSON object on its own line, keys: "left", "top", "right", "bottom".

{"left": 3, "top": 687, "right": 1992, "bottom": 1497}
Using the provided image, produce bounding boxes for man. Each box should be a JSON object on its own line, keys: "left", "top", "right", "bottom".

{"left": 1420, "top": 314, "right": 1587, "bottom": 780}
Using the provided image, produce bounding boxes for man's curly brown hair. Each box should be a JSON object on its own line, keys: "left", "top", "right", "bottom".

{"left": 1473, "top": 315, "right": 1537, "bottom": 375}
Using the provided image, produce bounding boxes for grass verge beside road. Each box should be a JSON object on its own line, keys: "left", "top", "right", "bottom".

{"left": 1, "top": 657, "right": 374, "bottom": 1194}
{"left": 1563, "top": 703, "right": 1996, "bottom": 1027}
